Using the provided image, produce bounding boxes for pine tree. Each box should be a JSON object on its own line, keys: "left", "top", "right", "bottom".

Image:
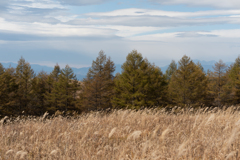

{"left": 46, "top": 65, "right": 80, "bottom": 113}
{"left": 168, "top": 55, "right": 208, "bottom": 107}
{"left": 112, "top": 50, "right": 146, "bottom": 109}
{"left": 207, "top": 60, "right": 227, "bottom": 106}
{"left": 0, "top": 63, "right": 4, "bottom": 75}
{"left": 44, "top": 64, "right": 61, "bottom": 113}
{"left": 233, "top": 72, "right": 240, "bottom": 104}
{"left": 165, "top": 60, "right": 177, "bottom": 82}
{"left": 0, "top": 67, "right": 18, "bottom": 116}
{"left": 225, "top": 57, "right": 240, "bottom": 105}
{"left": 142, "top": 61, "right": 168, "bottom": 106}
{"left": 196, "top": 61, "right": 204, "bottom": 72}
{"left": 101, "top": 57, "right": 116, "bottom": 109}
{"left": 31, "top": 71, "right": 48, "bottom": 115}
{"left": 51, "top": 64, "right": 61, "bottom": 81}
{"left": 81, "top": 50, "right": 115, "bottom": 110}
{"left": 205, "top": 71, "right": 215, "bottom": 106}
{"left": 57, "top": 65, "right": 79, "bottom": 112}
{"left": 112, "top": 50, "right": 167, "bottom": 109}
{"left": 15, "top": 57, "right": 35, "bottom": 114}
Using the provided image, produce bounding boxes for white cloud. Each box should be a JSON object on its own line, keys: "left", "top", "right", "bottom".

{"left": 0, "top": 0, "right": 67, "bottom": 23}
{"left": 0, "top": 18, "right": 116, "bottom": 37}
{"left": 52, "top": 15, "right": 78, "bottom": 23}
{"left": 58, "top": 0, "right": 111, "bottom": 6}
{"left": 176, "top": 31, "right": 217, "bottom": 38}
{"left": 205, "top": 29, "right": 240, "bottom": 38}
{"left": 0, "top": 40, "right": 7, "bottom": 44}
{"left": 149, "top": 0, "right": 240, "bottom": 9}
{"left": 86, "top": 8, "right": 240, "bottom": 18}
{"left": 126, "top": 35, "right": 240, "bottom": 66}
{"left": 1, "top": 30, "right": 240, "bottom": 68}
{"left": 1, "top": 1, "right": 240, "bottom": 67}
{"left": 1, "top": 5, "right": 240, "bottom": 40}
{"left": 80, "top": 8, "right": 240, "bottom": 27}
{"left": 12, "top": 0, "right": 65, "bottom": 9}
{"left": 129, "top": 29, "right": 240, "bottom": 42}
{"left": 98, "top": 26, "right": 165, "bottom": 37}
{"left": 70, "top": 15, "right": 238, "bottom": 28}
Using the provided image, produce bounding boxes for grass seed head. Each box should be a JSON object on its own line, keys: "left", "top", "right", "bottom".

{"left": 109, "top": 127, "right": 117, "bottom": 138}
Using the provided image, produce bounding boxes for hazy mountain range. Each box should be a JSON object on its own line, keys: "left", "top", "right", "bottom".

{"left": 1, "top": 60, "right": 234, "bottom": 81}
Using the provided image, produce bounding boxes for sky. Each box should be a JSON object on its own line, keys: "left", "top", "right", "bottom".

{"left": 0, "top": 0, "right": 240, "bottom": 68}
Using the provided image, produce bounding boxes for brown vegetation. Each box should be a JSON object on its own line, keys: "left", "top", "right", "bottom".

{"left": 1, "top": 107, "right": 240, "bottom": 159}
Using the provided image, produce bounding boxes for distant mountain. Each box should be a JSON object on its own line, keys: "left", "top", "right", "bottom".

{"left": 193, "top": 60, "right": 233, "bottom": 72}
{"left": 2, "top": 62, "right": 54, "bottom": 73}
{"left": 1, "top": 60, "right": 234, "bottom": 81}
{"left": 1, "top": 62, "right": 122, "bottom": 81}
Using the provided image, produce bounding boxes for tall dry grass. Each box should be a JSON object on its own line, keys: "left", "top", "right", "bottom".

{"left": 1, "top": 107, "right": 240, "bottom": 159}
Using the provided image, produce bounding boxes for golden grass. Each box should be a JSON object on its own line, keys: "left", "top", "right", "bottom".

{"left": 1, "top": 107, "right": 240, "bottom": 159}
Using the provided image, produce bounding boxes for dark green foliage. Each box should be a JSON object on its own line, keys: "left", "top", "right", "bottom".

{"left": 0, "top": 63, "right": 4, "bottom": 75}
{"left": 112, "top": 50, "right": 167, "bottom": 109}
{"left": 168, "top": 55, "right": 208, "bottom": 107}
{"left": 51, "top": 64, "right": 61, "bottom": 81}
{"left": 45, "top": 65, "right": 80, "bottom": 113}
{"left": 207, "top": 60, "right": 227, "bottom": 106}
{"left": 224, "top": 57, "right": 240, "bottom": 105}
{"left": 15, "top": 57, "right": 35, "bottom": 114}
{"left": 0, "top": 67, "right": 18, "bottom": 116}
{"left": 81, "top": 51, "right": 115, "bottom": 110}
{"left": 165, "top": 60, "right": 177, "bottom": 81}
{"left": 31, "top": 71, "right": 49, "bottom": 115}
{"left": 2, "top": 53, "right": 240, "bottom": 117}
{"left": 142, "top": 61, "right": 168, "bottom": 106}
{"left": 57, "top": 65, "right": 79, "bottom": 111}
{"left": 44, "top": 64, "right": 62, "bottom": 113}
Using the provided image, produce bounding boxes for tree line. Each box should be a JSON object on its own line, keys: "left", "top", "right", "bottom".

{"left": 0, "top": 50, "right": 240, "bottom": 117}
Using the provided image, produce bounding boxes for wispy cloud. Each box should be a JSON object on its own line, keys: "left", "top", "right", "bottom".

{"left": 58, "top": 0, "right": 111, "bottom": 6}
{"left": 176, "top": 31, "right": 218, "bottom": 38}
{"left": 85, "top": 8, "right": 240, "bottom": 18}
{"left": 79, "top": 8, "right": 240, "bottom": 28}
{"left": 1, "top": 0, "right": 240, "bottom": 67}
{"left": 149, "top": 0, "right": 240, "bottom": 9}
{"left": 0, "top": 18, "right": 117, "bottom": 37}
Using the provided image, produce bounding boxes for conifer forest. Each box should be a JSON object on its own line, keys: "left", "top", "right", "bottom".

{"left": 2, "top": 50, "right": 240, "bottom": 160}
{"left": 0, "top": 50, "right": 240, "bottom": 117}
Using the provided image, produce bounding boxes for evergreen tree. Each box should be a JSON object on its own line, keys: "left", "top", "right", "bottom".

{"left": 0, "top": 63, "right": 4, "bottom": 75}
{"left": 207, "top": 60, "right": 227, "bottom": 106}
{"left": 102, "top": 57, "right": 116, "bottom": 109}
{"left": 233, "top": 72, "right": 240, "bottom": 104}
{"left": 81, "top": 51, "right": 115, "bottom": 110}
{"left": 165, "top": 60, "right": 177, "bottom": 81}
{"left": 44, "top": 64, "right": 61, "bottom": 113}
{"left": 51, "top": 63, "right": 61, "bottom": 81}
{"left": 31, "top": 71, "right": 48, "bottom": 115}
{"left": 15, "top": 57, "right": 35, "bottom": 114}
{"left": 112, "top": 50, "right": 167, "bottom": 109}
{"left": 168, "top": 55, "right": 208, "bottom": 107}
{"left": 0, "top": 67, "right": 18, "bottom": 116}
{"left": 57, "top": 65, "right": 79, "bottom": 111}
{"left": 196, "top": 61, "right": 204, "bottom": 72}
{"left": 112, "top": 50, "right": 146, "bottom": 109}
{"left": 143, "top": 61, "right": 168, "bottom": 106}
{"left": 225, "top": 57, "right": 240, "bottom": 105}
{"left": 46, "top": 65, "right": 80, "bottom": 113}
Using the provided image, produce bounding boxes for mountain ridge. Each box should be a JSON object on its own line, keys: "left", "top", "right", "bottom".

{"left": 1, "top": 60, "right": 234, "bottom": 81}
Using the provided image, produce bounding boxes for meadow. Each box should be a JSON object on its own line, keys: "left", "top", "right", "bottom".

{"left": 1, "top": 107, "right": 240, "bottom": 160}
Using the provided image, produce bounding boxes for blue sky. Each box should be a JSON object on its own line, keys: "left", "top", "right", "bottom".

{"left": 0, "top": 0, "right": 240, "bottom": 68}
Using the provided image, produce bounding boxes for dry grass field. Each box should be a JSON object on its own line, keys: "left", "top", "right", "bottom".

{"left": 1, "top": 107, "right": 240, "bottom": 160}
